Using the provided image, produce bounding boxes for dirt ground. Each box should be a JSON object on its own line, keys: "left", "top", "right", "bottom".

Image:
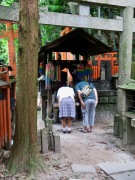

{"left": 36, "top": 117, "right": 135, "bottom": 180}
{"left": 1, "top": 114, "right": 135, "bottom": 180}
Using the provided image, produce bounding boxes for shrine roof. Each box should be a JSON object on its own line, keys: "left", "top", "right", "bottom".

{"left": 39, "top": 28, "right": 112, "bottom": 56}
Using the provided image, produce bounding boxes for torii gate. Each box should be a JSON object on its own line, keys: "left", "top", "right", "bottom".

{"left": 0, "top": 22, "right": 118, "bottom": 80}
{"left": 0, "top": 1, "right": 135, "bottom": 84}
{"left": 0, "top": 21, "right": 18, "bottom": 77}
{"left": 0, "top": 0, "right": 135, "bottom": 144}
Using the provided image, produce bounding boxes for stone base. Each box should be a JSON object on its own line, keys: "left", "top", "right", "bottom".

{"left": 113, "top": 114, "right": 123, "bottom": 138}
{"left": 123, "top": 117, "right": 135, "bottom": 145}
{"left": 38, "top": 127, "right": 61, "bottom": 154}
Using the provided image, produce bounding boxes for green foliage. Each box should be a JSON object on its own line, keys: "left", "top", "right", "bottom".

{"left": 39, "top": 0, "right": 70, "bottom": 45}
{"left": 0, "top": 38, "right": 18, "bottom": 65}
{"left": 0, "top": 23, "right": 8, "bottom": 64}
{"left": 0, "top": 0, "right": 15, "bottom": 6}
{"left": 90, "top": 6, "right": 120, "bottom": 18}
{"left": 0, "top": 22, "right": 18, "bottom": 64}
{"left": 39, "top": 0, "right": 70, "bottom": 13}
{"left": 90, "top": 6, "right": 98, "bottom": 17}
{"left": 14, "top": 39, "right": 18, "bottom": 63}
{"left": 0, "top": 39, "right": 8, "bottom": 64}
{"left": 40, "top": 25, "right": 62, "bottom": 45}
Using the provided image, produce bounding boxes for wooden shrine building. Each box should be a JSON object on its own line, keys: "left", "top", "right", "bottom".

{"left": 38, "top": 28, "right": 113, "bottom": 122}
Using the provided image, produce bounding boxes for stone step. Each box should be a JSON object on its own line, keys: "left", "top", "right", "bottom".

{"left": 98, "top": 161, "right": 135, "bottom": 175}
{"left": 72, "top": 163, "right": 96, "bottom": 173}
{"left": 111, "top": 171, "right": 135, "bottom": 180}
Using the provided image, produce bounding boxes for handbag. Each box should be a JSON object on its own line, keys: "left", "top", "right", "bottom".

{"left": 81, "top": 84, "right": 92, "bottom": 97}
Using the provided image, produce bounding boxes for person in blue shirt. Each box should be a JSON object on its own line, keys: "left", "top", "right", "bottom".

{"left": 75, "top": 77, "right": 98, "bottom": 133}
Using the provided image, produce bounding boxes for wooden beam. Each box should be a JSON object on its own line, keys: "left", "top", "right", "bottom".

{"left": 0, "top": 30, "right": 18, "bottom": 39}
{"left": 6, "top": 23, "right": 16, "bottom": 77}
{"left": 0, "top": 31, "right": 9, "bottom": 38}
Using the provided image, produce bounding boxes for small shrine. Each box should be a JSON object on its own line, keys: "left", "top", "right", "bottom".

{"left": 38, "top": 28, "right": 113, "bottom": 123}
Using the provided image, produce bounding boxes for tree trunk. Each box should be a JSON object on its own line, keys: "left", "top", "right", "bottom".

{"left": 7, "top": 0, "right": 46, "bottom": 176}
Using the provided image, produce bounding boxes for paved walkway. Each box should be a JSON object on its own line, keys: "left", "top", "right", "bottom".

{"left": 37, "top": 110, "right": 135, "bottom": 180}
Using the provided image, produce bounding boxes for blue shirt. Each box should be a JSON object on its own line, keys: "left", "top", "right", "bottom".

{"left": 75, "top": 81, "right": 96, "bottom": 101}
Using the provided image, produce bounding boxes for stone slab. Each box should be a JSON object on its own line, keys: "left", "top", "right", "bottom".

{"left": 0, "top": 6, "right": 123, "bottom": 32}
{"left": 41, "top": 128, "right": 48, "bottom": 154}
{"left": 98, "top": 161, "right": 135, "bottom": 175}
{"left": 53, "top": 133, "right": 61, "bottom": 153}
{"left": 111, "top": 171, "right": 135, "bottom": 180}
{"left": 72, "top": 164, "right": 96, "bottom": 173}
{"left": 66, "top": 0, "right": 135, "bottom": 8}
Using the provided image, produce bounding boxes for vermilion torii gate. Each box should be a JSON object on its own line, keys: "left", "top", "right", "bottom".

{"left": 0, "top": 22, "right": 17, "bottom": 77}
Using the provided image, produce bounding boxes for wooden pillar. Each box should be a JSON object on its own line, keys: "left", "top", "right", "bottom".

{"left": 55, "top": 52, "right": 58, "bottom": 60}
{"left": 76, "top": 54, "right": 79, "bottom": 61}
{"left": 97, "top": 55, "right": 101, "bottom": 78}
{"left": 41, "top": 95, "right": 47, "bottom": 121}
{"left": 0, "top": 94, "right": 3, "bottom": 147}
{"left": 60, "top": 27, "right": 72, "bottom": 61}
{"left": 43, "top": 53, "right": 47, "bottom": 74}
{"left": 49, "top": 52, "right": 52, "bottom": 61}
{"left": 47, "top": 89, "right": 52, "bottom": 118}
{"left": 61, "top": 52, "right": 67, "bottom": 60}
{"left": 3, "top": 95, "right": 7, "bottom": 143}
{"left": 1, "top": 68, "right": 11, "bottom": 146}
{"left": 111, "top": 54, "right": 114, "bottom": 76}
{"left": 6, "top": 22, "right": 16, "bottom": 77}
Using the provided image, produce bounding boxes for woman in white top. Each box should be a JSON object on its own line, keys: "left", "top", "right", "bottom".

{"left": 57, "top": 81, "right": 75, "bottom": 134}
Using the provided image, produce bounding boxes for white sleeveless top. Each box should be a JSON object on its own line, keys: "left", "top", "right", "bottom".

{"left": 57, "top": 87, "right": 75, "bottom": 101}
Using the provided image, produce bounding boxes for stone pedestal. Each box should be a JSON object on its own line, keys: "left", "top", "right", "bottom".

{"left": 48, "top": 131, "right": 54, "bottom": 150}
{"left": 123, "top": 117, "right": 135, "bottom": 145}
{"left": 46, "top": 117, "right": 53, "bottom": 131}
{"left": 113, "top": 114, "right": 123, "bottom": 139}
{"left": 39, "top": 126, "right": 61, "bottom": 153}
{"left": 41, "top": 128, "right": 49, "bottom": 154}
{"left": 53, "top": 133, "right": 61, "bottom": 153}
